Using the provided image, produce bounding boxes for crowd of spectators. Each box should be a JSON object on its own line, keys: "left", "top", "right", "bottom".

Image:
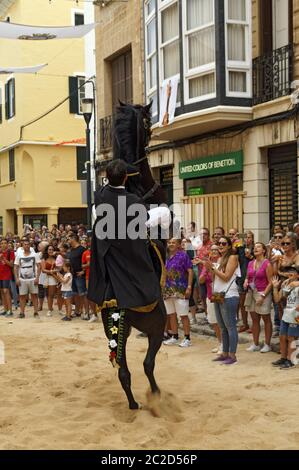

{"left": 162, "top": 222, "right": 299, "bottom": 369}
{"left": 0, "top": 223, "right": 97, "bottom": 322}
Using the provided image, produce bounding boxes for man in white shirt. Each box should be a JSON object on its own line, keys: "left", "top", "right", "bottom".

{"left": 16, "top": 237, "right": 35, "bottom": 257}
{"left": 14, "top": 240, "right": 41, "bottom": 319}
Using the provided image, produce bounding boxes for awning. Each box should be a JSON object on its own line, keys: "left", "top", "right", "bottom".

{"left": 0, "top": 21, "right": 95, "bottom": 40}
{"left": 0, "top": 63, "right": 47, "bottom": 74}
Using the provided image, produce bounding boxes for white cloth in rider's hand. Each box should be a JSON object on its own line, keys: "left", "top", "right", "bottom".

{"left": 146, "top": 207, "right": 171, "bottom": 229}
{"left": 190, "top": 235, "right": 202, "bottom": 250}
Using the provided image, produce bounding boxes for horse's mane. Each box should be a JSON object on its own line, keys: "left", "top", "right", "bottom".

{"left": 113, "top": 102, "right": 152, "bottom": 199}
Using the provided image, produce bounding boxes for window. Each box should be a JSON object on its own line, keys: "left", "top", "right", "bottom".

{"left": 77, "top": 77, "right": 86, "bottom": 114}
{"left": 76, "top": 147, "right": 87, "bottom": 180}
{"left": 158, "top": 0, "right": 181, "bottom": 107}
{"left": 0, "top": 217, "right": 3, "bottom": 236}
{"left": 5, "top": 78, "right": 15, "bottom": 119}
{"left": 23, "top": 215, "right": 48, "bottom": 230}
{"left": 69, "top": 76, "right": 85, "bottom": 114}
{"left": 111, "top": 51, "right": 133, "bottom": 109}
{"left": 9, "top": 149, "right": 15, "bottom": 182}
{"left": 147, "top": 0, "right": 156, "bottom": 16}
{"left": 159, "top": 1, "right": 180, "bottom": 80}
{"left": 183, "top": 0, "right": 216, "bottom": 102}
{"left": 225, "top": 0, "right": 251, "bottom": 96}
{"left": 260, "top": 0, "right": 292, "bottom": 54}
{"left": 75, "top": 13, "right": 84, "bottom": 25}
{"left": 145, "top": 0, "right": 158, "bottom": 116}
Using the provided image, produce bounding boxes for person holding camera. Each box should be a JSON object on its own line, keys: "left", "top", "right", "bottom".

{"left": 163, "top": 238, "right": 193, "bottom": 348}
{"left": 204, "top": 236, "right": 240, "bottom": 365}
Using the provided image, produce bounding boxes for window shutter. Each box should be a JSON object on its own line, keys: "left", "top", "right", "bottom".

{"left": 260, "top": 0, "right": 273, "bottom": 53}
{"left": 9, "top": 149, "right": 15, "bottom": 182}
{"left": 5, "top": 82, "right": 9, "bottom": 119}
{"left": 11, "top": 78, "right": 15, "bottom": 117}
{"left": 76, "top": 147, "right": 87, "bottom": 180}
{"left": 75, "top": 13, "right": 84, "bottom": 26}
{"left": 69, "top": 76, "right": 79, "bottom": 114}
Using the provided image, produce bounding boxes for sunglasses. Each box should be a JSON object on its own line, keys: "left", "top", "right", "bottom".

{"left": 282, "top": 242, "right": 291, "bottom": 246}
{"left": 219, "top": 242, "right": 228, "bottom": 246}
{"left": 274, "top": 236, "right": 283, "bottom": 239}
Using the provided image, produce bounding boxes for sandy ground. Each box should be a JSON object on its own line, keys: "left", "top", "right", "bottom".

{"left": 0, "top": 311, "right": 298, "bottom": 451}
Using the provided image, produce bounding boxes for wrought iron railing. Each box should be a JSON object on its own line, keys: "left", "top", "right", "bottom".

{"left": 253, "top": 44, "right": 293, "bottom": 105}
{"left": 99, "top": 114, "right": 113, "bottom": 152}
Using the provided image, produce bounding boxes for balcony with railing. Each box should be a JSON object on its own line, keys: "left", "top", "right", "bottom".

{"left": 99, "top": 114, "right": 113, "bottom": 153}
{"left": 253, "top": 44, "right": 293, "bottom": 106}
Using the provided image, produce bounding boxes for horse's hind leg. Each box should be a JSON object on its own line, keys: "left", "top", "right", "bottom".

{"left": 118, "top": 323, "right": 139, "bottom": 410}
{"left": 101, "top": 310, "right": 139, "bottom": 410}
{"left": 143, "top": 334, "right": 163, "bottom": 395}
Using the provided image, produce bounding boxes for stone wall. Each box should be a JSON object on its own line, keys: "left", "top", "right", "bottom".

{"left": 94, "top": 0, "right": 144, "bottom": 120}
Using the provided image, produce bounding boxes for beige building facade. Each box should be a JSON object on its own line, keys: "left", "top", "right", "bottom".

{"left": 95, "top": 0, "right": 144, "bottom": 179}
{"left": 94, "top": 0, "right": 299, "bottom": 242}
{"left": 146, "top": 0, "right": 299, "bottom": 241}
{"left": 0, "top": 0, "right": 89, "bottom": 236}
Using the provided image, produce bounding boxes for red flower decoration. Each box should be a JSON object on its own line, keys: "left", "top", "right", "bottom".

{"left": 109, "top": 351, "right": 117, "bottom": 361}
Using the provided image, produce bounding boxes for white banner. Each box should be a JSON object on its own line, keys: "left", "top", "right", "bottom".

{"left": 0, "top": 21, "right": 95, "bottom": 40}
{"left": 159, "top": 76, "right": 179, "bottom": 127}
{"left": 0, "top": 64, "right": 47, "bottom": 74}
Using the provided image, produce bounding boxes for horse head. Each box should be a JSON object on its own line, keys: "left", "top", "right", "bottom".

{"left": 113, "top": 101, "right": 152, "bottom": 164}
{"left": 113, "top": 101, "right": 167, "bottom": 206}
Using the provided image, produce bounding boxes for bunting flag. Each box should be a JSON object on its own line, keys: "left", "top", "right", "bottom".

{"left": 0, "top": 64, "right": 47, "bottom": 74}
{"left": 0, "top": 21, "right": 95, "bottom": 40}
{"left": 159, "top": 76, "right": 179, "bottom": 127}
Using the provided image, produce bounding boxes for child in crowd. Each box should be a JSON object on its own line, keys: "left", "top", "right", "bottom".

{"left": 55, "top": 260, "right": 73, "bottom": 321}
{"left": 272, "top": 269, "right": 299, "bottom": 369}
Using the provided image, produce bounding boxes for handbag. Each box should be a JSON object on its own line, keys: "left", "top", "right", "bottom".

{"left": 210, "top": 291, "right": 226, "bottom": 304}
{"left": 211, "top": 277, "right": 236, "bottom": 304}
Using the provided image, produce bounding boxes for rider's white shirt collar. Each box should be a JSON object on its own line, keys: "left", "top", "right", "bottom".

{"left": 109, "top": 185, "right": 125, "bottom": 189}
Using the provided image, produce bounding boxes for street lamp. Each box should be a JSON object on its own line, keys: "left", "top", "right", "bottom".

{"left": 81, "top": 97, "right": 94, "bottom": 230}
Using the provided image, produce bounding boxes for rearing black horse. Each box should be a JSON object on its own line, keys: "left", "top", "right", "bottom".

{"left": 99, "top": 101, "right": 169, "bottom": 412}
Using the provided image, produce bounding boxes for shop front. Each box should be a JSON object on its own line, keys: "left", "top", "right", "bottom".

{"left": 179, "top": 151, "right": 245, "bottom": 234}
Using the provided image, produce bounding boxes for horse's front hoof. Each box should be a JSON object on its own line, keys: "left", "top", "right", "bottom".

{"left": 129, "top": 402, "right": 142, "bottom": 410}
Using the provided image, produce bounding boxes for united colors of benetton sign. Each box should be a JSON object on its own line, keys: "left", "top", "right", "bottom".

{"left": 179, "top": 150, "right": 243, "bottom": 179}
